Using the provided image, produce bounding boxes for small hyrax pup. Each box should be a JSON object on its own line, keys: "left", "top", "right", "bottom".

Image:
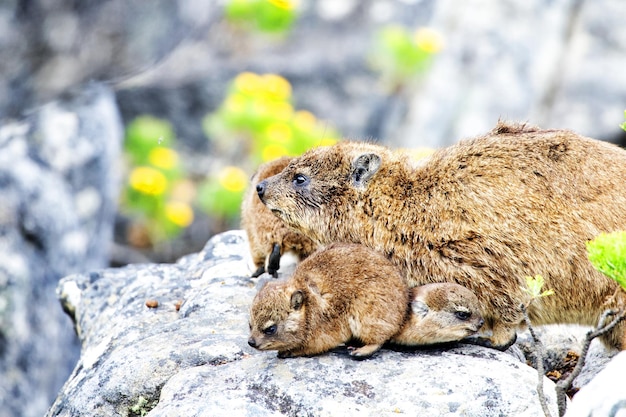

{"left": 241, "top": 156, "right": 317, "bottom": 277}
{"left": 391, "top": 283, "right": 484, "bottom": 346}
{"left": 248, "top": 243, "right": 410, "bottom": 358}
{"left": 256, "top": 121, "right": 626, "bottom": 350}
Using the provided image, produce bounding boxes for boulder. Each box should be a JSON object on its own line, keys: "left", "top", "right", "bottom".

{"left": 0, "top": 82, "right": 122, "bottom": 417}
{"left": 48, "top": 230, "right": 561, "bottom": 417}
{"left": 565, "top": 351, "right": 626, "bottom": 417}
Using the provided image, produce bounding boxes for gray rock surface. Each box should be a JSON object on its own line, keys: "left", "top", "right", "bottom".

{"left": 396, "top": 0, "right": 626, "bottom": 148}
{"left": 114, "top": 0, "right": 626, "bottom": 154}
{"left": 565, "top": 351, "right": 626, "bottom": 417}
{"left": 0, "top": 0, "right": 215, "bottom": 118}
{"left": 0, "top": 82, "right": 122, "bottom": 417}
{"left": 49, "top": 230, "right": 561, "bottom": 417}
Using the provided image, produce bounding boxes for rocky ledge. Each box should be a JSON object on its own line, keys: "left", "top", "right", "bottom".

{"left": 47, "top": 230, "right": 625, "bottom": 416}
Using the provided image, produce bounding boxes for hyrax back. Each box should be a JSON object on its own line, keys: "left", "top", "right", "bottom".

{"left": 257, "top": 122, "right": 626, "bottom": 350}
{"left": 391, "top": 283, "right": 484, "bottom": 346}
{"left": 241, "top": 156, "right": 317, "bottom": 277}
{"left": 248, "top": 243, "right": 410, "bottom": 358}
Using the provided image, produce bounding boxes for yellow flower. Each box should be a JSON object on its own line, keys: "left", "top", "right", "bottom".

{"left": 266, "top": 101, "right": 294, "bottom": 121}
{"left": 265, "top": 122, "right": 292, "bottom": 143}
{"left": 148, "top": 147, "right": 179, "bottom": 170}
{"left": 262, "top": 74, "right": 292, "bottom": 100}
{"left": 218, "top": 166, "right": 248, "bottom": 193}
{"left": 234, "top": 72, "right": 263, "bottom": 95}
{"left": 129, "top": 167, "right": 168, "bottom": 195}
{"left": 318, "top": 137, "right": 338, "bottom": 146}
{"left": 165, "top": 201, "right": 194, "bottom": 227}
{"left": 262, "top": 144, "right": 289, "bottom": 162}
{"left": 403, "top": 147, "right": 435, "bottom": 161}
{"left": 224, "top": 94, "right": 247, "bottom": 114}
{"left": 414, "top": 27, "right": 444, "bottom": 54}
{"left": 267, "top": 0, "right": 294, "bottom": 10}
{"left": 293, "top": 110, "right": 317, "bottom": 131}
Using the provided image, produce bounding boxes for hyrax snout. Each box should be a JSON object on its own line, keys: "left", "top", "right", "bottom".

{"left": 248, "top": 243, "right": 410, "bottom": 358}
{"left": 257, "top": 121, "right": 626, "bottom": 351}
{"left": 241, "top": 156, "right": 317, "bottom": 277}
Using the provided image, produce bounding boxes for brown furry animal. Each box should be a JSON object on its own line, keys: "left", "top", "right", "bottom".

{"left": 248, "top": 243, "right": 410, "bottom": 358}
{"left": 256, "top": 121, "right": 626, "bottom": 350}
{"left": 241, "top": 156, "right": 317, "bottom": 277}
{"left": 391, "top": 283, "right": 484, "bottom": 346}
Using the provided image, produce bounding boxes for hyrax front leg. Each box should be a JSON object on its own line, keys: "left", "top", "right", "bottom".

{"left": 266, "top": 243, "right": 281, "bottom": 278}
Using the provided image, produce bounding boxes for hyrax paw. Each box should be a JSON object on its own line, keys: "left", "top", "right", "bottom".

{"left": 464, "top": 333, "right": 517, "bottom": 351}
{"left": 347, "top": 344, "right": 382, "bottom": 358}
{"left": 277, "top": 350, "right": 295, "bottom": 359}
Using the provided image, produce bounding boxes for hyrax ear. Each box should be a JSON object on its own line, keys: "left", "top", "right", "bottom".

{"left": 290, "top": 290, "right": 304, "bottom": 310}
{"left": 351, "top": 153, "right": 381, "bottom": 188}
{"left": 411, "top": 299, "right": 430, "bottom": 319}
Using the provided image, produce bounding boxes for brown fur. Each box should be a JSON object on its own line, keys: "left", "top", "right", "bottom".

{"left": 241, "top": 156, "right": 317, "bottom": 277}
{"left": 256, "top": 121, "right": 626, "bottom": 350}
{"left": 391, "top": 283, "right": 484, "bottom": 345}
{"left": 248, "top": 243, "right": 410, "bottom": 358}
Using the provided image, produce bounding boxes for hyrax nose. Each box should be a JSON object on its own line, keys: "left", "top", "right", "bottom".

{"left": 248, "top": 337, "right": 258, "bottom": 348}
{"left": 256, "top": 180, "right": 267, "bottom": 199}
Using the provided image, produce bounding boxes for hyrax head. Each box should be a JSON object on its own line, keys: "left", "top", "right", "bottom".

{"left": 410, "top": 283, "right": 485, "bottom": 343}
{"left": 254, "top": 142, "right": 389, "bottom": 242}
{"left": 248, "top": 280, "right": 307, "bottom": 353}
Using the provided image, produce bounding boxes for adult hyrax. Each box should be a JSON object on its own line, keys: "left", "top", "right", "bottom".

{"left": 391, "top": 283, "right": 484, "bottom": 346}
{"left": 248, "top": 243, "right": 410, "bottom": 358}
{"left": 256, "top": 121, "right": 626, "bottom": 350}
{"left": 241, "top": 156, "right": 317, "bottom": 277}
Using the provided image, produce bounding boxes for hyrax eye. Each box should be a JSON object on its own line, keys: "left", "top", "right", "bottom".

{"left": 455, "top": 311, "right": 471, "bottom": 321}
{"left": 292, "top": 174, "right": 309, "bottom": 187}
{"left": 263, "top": 324, "right": 278, "bottom": 335}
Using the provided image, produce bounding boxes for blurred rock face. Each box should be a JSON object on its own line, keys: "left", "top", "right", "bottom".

{"left": 0, "top": 83, "right": 122, "bottom": 417}
{"left": 0, "top": 0, "right": 214, "bottom": 118}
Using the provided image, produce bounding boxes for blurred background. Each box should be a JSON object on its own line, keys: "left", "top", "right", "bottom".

{"left": 0, "top": 0, "right": 625, "bottom": 416}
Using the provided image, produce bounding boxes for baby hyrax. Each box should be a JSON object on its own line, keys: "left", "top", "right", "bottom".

{"left": 391, "top": 283, "right": 484, "bottom": 346}
{"left": 248, "top": 243, "right": 410, "bottom": 358}
{"left": 241, "top": 156, "right": 317, "bottom": 277}
{"left": 256, "top": 121, "right": 626, "bottom": 351}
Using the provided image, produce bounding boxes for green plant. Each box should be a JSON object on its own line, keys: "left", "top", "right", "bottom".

{"left": 225, "top": 0, "right": 297, "bottom": 34}
{"left": 121, "top": 116, "right": 195, "bottom": 244}
{"left": 586, "top": 230, "right": 626, "bottom": 290}
{"left": 522, "top": 274, "right": 555, "bottom": 299}
{"left": 369, "top": 25, "right": 443, "bottom": 90}
{"left": 620, "top": 110, "right": 626, "bottom": 131}
{"left": 201, "top": 71, "right": 340, "bottom": 219}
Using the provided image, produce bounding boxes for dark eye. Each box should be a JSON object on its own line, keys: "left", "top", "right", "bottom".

{"left": 263, "top": 324, "right": 277, "bottom": 335}
{"left": 455, "top": 310, "right": 471, "bottom": 321}
{"left": 293, "top": 174, "right": 309, "bottom": 187}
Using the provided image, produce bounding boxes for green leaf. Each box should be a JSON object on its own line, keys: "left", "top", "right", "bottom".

{"left": 587, "top": 231, "right": 626, "bottom": 290}
{"left": 522, "top": 274, "right": 554, "bottom": 299}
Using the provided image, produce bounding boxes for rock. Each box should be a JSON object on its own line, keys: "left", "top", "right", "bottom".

{"left": 48, "top": 230, "right": 560, "bottom": 417}
{"left": 0, "top": 0, "right": 215, "bottom": 118}
{"left": 395, "top": 0, "right": 626, "bottom": 148}
{"left": 565, "top": 351, "right": 626, "bottom": 417}
{"left": 0, "top": 82, "right": 122, "bottom": 417}
{"left": 516, "top": 324, "right": 618, "bottom": 391}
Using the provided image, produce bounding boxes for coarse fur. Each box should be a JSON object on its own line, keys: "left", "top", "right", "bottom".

{"left": 391, "top": 283, "right": 484, "bottom": 346}
{"left": 256, "top": 121, "right": 626, "bottom": 350}
{"left": 241, "top": 156, "right": 317, "bottom": 277}
{"left": 248, "top": 243, "right": 410, "bottom": 358}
